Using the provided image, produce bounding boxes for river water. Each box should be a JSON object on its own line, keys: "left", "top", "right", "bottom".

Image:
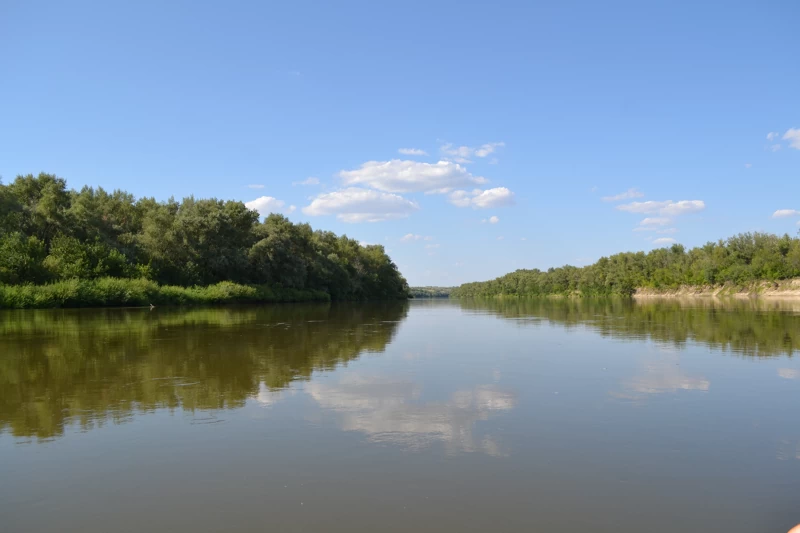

{"left": 1, "top": 299, "right": 799, "bottom": 532}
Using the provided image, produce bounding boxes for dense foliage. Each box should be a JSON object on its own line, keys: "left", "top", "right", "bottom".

{"left": 0, "top": 278, "right": 329, "bottom": 309}
{"left": 452, "top": 232, "right": 800, "bottom": 298}
{"left": 409, "top": 286, "right": 454, "bottom": 298}
{"left": 0, "top": 173, "right": 409, "bottom": 305}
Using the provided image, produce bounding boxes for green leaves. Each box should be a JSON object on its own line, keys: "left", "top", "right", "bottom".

{"left": 453, "top": 232, "right": 800, "bottom": 298}
{"left": 0, "top": 173, "right": 410, "bottom": 304}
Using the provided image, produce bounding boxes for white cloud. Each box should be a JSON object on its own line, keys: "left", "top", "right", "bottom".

{"left": 660, "top": 201, "right": 705, "bottom": 216}
{"left": 302, "top": 187, "right": 419, "bottom": 223}
{"left": 772, "top": 209, "right": 800, "bottom": 218}
{"left": 602, "top": 188, "right": 644, "bottom": 202}
{"left": 339, "top": 159, "right": 488, "bottom": 194}
{"left": 425, "top": 244, "right": 440, "bottom": 249}
{"left": 633, "top": 219, "right": 677, "bottom": 233}
{"left": 744, "top": 163, "right": 752, "bottom": 169}
{"left": 783, "top": 128, "right": 800, "bottom": 150}
{"left": 770, "top": 144, "right": 782, "bottom": 152}
{"left": 449, "top": 187, "right": 515, "bottom": 209}
{"left": 779, "top": 368, "right": 799, "bottom": 380}
{"left": 640, "top": 217, "right": 671, "bottom": 226}
{"left": 617, "top": 200, "right": 705, "bottom": 216}
{"left": 398, "top": 148, "right": 427, "bottom": 156}
{"left": 474, "top": 142, "right": 505, "bottom": 158}
{"left": 245, "top": 196, "right": 295, "bottom": 217}
{"left": 440, "top": 142, "right": 504, "bottom": 161}
{"left": 247, "top": 184, "right": 265, "bottom": 189}
{"left": 488, "top": 215, "right": 499, "bottom": 224}
{"left": 293, "top": 177, "right": 320, "bottom": 186}
{"left": 767, "top": 132, "right": 780, "bottom": 141}
{"left": 520, "top": 237, "right": 527, "bottom": 241}
{"left": 653, "top": 237, "right": 677, "bottom": 245}
{"left": 400, "top": 234, "right": 434, "bottom": 242}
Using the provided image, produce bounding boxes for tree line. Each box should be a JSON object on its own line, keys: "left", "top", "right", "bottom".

{"left": 452, "top": 232, "right": 800, "bottom": 298}
{"left": 0, "top": 173, "right": 409, "bottom": 305}
{"left": 409, "top": 286, "right": 454, "bottom": 298}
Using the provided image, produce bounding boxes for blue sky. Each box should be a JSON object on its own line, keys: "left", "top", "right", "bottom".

{"left": 1, "top": 0, "right": 798, "bottom": 286}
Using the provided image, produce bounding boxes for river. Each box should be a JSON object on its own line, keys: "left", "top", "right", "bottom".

{"left": 1, "top": 299, "right": 799, "bottom": 532}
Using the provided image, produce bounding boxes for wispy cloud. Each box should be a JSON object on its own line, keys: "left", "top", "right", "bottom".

{"left": 425, "top": 244, "right": 440, "bottom": 249}
{"left": 302, "top": 188, "right": 419, "bottom": 223}
{"left": 772, "top": 209, "right": 800, "bottom": 218}
{"left": 449, "top": 187, "right": 515, "bottom": 209}
{"left": 640, "top": 217, "right": 671, "bottom": 226}
{"left": 400, "top": 234, "right": 434, "bottom": 242}
{"left": 767, "top": 132, "right": 780, "bottom": 141}
{"left": 633, "top": 218, "right": 676, "bottom": 233}
{"left": 246, "top": 196, "right": 296, "bottom": 217}
{"left": 440, "top": 142, "right": 505, "bottom": 162}
{"left": 653, "top": 237, "right": 677, "bottom": 245}
{"left": 617, "top": 200, "right": 705, "bottom": 216}
{"left": 398, "top": 148, "right": 427, "bottom": 156}
{"left": 602, "top": 188, "right": 644, "bottom": 202}
{"left": 474, "top": 142, "right": 505, "bottom": 158}
{"left": 770, "top": 144, "right": 782, "bottom": 152}
{"left": 293, "top": 177, "right": 320, "bottom": 186}
{"left": 744, "top": 163, "right": 752, "bottom": 169}
{"left": 783, "top": 128, "right": 800, "bottom": 150}
{"left": 340, "top": 159, "right": 488, "bottom": 194}
{"left": 247, "top": 184, "right": 265, "bottom": 189}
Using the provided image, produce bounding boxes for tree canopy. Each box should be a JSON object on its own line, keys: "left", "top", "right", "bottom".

{"left": 0, "top": 173, "right": 409, "bottom": 301}
{"left": 452, "top": 233, "right": 800, "bottom": 298}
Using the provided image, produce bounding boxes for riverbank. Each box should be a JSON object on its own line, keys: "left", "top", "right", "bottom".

{"left": 633, "top": 278, "right": 800, "bottom": 299}
{"left": 0, "top": 278, "right": 331, "bottom": 309}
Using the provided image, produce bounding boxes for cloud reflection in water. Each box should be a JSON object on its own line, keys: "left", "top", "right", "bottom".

{"left": 306, "top": 375, "right": 516, "bottom": 456}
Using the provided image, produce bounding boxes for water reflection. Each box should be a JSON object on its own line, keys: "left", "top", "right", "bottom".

{"left": 779, "top": 368, "right": 800, "bottom": 380}
{"left": 612, "top": 348, "right": 711, "bottom": 402}
{"left": 459, "top": 297, "right": 800, "bottom": 357}
{"left": 307, "top": 376, "right": 515, "bottom": 455}
{"left": 0, "top": 303, "right": 408, "bottom": 440}
{"left": 3, "top": 297, "right": 798, "bottom": 443}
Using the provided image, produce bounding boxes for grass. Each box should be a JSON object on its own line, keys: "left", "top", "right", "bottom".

{"left": 0, "top": 277, "right": 331, "bottom": 309}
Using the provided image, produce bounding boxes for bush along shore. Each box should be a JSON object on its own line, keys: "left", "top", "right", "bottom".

{"left": 0, "top": 278, "right": 332, "bottom": 309}
{"left": 0, "top": 173, "right": 410, "bottom": 308}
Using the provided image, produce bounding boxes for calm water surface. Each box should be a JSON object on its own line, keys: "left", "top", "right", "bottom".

{"left": 2, "top": 299, "right": 800, "bottom": 532}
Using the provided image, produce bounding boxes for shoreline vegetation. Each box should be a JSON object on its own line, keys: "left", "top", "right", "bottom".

{"left": 0, "top": 173, "right": 409, "bottom": 309}
{"left": 452, "top": 231, "right": 800, "bottom": 300}
{"left": 0, "top": 278, "right": 331, "bottom": 309}
{"left": 409, "top": 286, "right": 454, "bottom": 298}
